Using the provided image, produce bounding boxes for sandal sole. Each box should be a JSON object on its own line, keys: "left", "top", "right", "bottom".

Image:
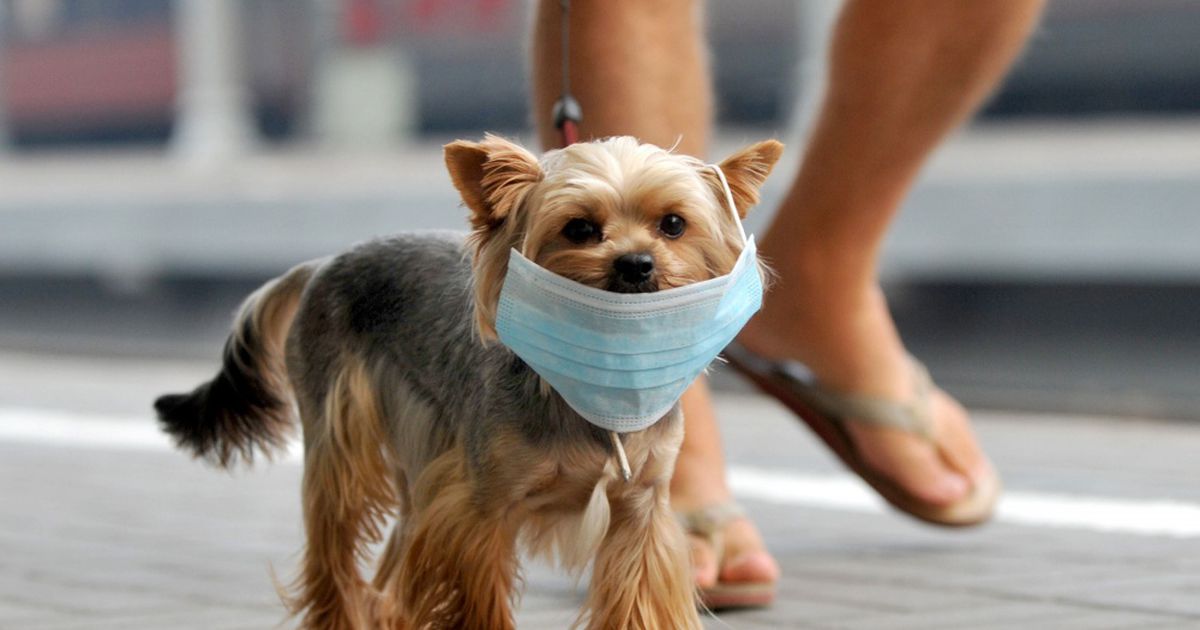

{"left": 723, "top": 347, "right": 1000, "bottom": 528}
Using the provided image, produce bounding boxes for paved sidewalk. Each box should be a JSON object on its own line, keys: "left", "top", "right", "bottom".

{"left": 1, "top": 352, "right": 1199, "bottom": 629}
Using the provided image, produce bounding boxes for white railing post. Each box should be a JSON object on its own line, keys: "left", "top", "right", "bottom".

{"left": 309, "top": 0, "right": 417, "bottom": 149}
{"left": 170, "top": 0, "right": 256, "bottom": 164}
{"left": 746, "top": 0, "right": 841, "bottom": 236}
{"left": 786, "top": 0, "right": 841, "bottom": 144}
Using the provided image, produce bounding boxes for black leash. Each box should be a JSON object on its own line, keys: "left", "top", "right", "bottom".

{"left": 548, "top": 1, "right": 630, "bottom": 481}
{"left": 552, "top": 0, "right": 582, "bottom": 147}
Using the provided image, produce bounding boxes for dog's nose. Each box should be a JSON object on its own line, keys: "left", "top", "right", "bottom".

{"left": 613, "top": 253, "right": 655, "bottom": 285}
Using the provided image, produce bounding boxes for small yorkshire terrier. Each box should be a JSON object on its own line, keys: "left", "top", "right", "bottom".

{"left": 156, "top": 135, "right": 781, "bottom": 629}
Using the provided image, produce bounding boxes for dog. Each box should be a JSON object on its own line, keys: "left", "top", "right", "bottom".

{"left": 155, "top": 135, "right": 782, "bottom": 629}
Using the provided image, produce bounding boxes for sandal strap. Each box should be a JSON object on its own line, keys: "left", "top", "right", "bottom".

{"left": 676, "top": 501, "right": 746, "bottom": 539}
{"left": 775, "top": 356, "right": 935, "bottom": 440}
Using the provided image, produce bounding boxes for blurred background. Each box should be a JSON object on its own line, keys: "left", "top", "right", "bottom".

{"left": 1, "top": 0, "right": 1199, "bottom": 419}
{"left": 3, "top": 3, "right": 1200, "bottom": 628}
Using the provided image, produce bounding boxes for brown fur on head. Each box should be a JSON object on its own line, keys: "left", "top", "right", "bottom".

{"left": 444, "top": 135, "right": 783, "bottom": 341}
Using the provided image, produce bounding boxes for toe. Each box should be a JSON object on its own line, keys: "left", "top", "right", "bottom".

{"left": 719, "top": 551, "right": 780, "bottom": 585}
{"left": 848, "top": 423, "right": 970, "bottom": 507}
{"left": 687, "top": 534, "right": 720, "bottom": 589}
{"left": 716, "top": 519, "right": 780, "bottom": 585}
{"left": 931, "top": 390, "right": 994, "bottom": 484}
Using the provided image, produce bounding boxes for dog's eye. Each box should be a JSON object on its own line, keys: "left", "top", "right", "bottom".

{"left": 562, "top": 218, "right": 599, "bottom": 244}
{"left": 659, "top": 214, "right": 686, "bottom": 239}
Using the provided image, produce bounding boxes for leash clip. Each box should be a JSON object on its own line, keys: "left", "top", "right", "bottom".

{"left": 553, "top": 95, "right": 582, "bottom": 146}
{"left": 553, "top": 0, "right": 581, "bottom": 147}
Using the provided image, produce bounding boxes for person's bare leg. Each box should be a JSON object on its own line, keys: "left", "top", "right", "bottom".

{"left": 532, "top": 0, "right": 778, "bottom": 591}
{"left": 668, "top": 381, "right": 779, "bottom": 588}
{"left": 531, "top": 0, "right": 710, "bottom": 153}
{"left": 739, "top": 0, "right": 1046, "bottom": 505}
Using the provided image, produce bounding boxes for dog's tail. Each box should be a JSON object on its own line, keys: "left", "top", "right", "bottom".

{"left": 155, "top": 261, "right": 319, "bottom": 468}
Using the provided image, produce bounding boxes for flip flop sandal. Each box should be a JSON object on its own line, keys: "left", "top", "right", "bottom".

{"left": 722, "top": 342, "right": 1001, "bottom": 527}
{"left": 677, "top": 502, "right": 776, "bottom": 610}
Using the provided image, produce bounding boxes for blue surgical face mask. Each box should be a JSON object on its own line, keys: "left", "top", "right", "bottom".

{"left": 495, "top": 165, "right": 763, "bottom": 433}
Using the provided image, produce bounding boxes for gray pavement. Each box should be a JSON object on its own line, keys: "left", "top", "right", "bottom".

{"left": 2, "top": 351, "right": 1199, "bottom": 629}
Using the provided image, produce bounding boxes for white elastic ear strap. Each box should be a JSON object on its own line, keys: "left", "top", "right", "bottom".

{"left": 708, "top": 164, "right": 748, "bottom": 245}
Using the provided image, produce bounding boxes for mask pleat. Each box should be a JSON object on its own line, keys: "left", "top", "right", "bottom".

{"left": 491, "top": 184, "right": 762, "bottom": 432}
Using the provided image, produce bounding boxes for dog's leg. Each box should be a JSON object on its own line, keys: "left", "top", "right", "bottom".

{"left": 289, "top": 360, "right": 398, "bottom": 630}
{"left": 372, "top": 471, "right": 413, "bottom": 629}
{"left": 583, "top": 442, "right": 700, "bottom": 630}
{"left": 398, "top": 448, "right": 523, "bottom": 630}
{"left": 370, "top": 525, "right": 410, "bottom": 629}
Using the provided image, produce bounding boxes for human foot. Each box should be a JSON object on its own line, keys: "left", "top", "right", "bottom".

{"left": 735, "top": 268, "right": 995, "bottom": 513}
{"left": 669, "top": 405, "right": 779, "bottom": 607}
{"left": 673, "top": 500, "right": 779, "bottom": 608}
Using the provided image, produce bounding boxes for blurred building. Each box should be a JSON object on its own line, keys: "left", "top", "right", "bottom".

{"left": 1, "top": 0, "right": 1199, "bottom": 148}
{"left": 1, "top": 0, "right": 309, "bottom": 145}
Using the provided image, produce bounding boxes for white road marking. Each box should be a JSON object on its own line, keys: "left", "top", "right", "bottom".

{"left": 0, "top": 407, "right": 171, "bottom": 452}
{"left": 728, "top": 467, "right": 1200, "bottom": 539}
{"left": 0, "top": 406, "right": 304, "bottom": 461}
{"left": 4, "top": 407, "right": 1199, "bottom": 538}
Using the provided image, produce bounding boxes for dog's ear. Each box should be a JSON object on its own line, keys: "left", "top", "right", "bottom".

{"left": 444, "top": 134, "right": 542, "bottom": 231}
{"left": 705, "top": 140, "right": 784, "bottom": 218}
{"left": 445, "top": 135, "right": 541, "bottom": 343}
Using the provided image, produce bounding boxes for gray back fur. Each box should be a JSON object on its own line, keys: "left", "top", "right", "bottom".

{"left": 286, "top": 230, "right": 618, "bottom": 474}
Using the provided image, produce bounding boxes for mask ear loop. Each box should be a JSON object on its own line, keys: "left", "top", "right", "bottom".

{"left": 708, "top": 164, "right": 748, "bottom": 247}
{"left": 610, "top": 431, "right": 632, "bottom": 482}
